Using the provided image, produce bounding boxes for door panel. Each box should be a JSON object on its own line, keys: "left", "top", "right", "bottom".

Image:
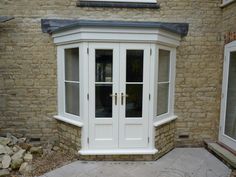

{"left": 119, "top": 44, "right": 150, "bottom": 148}
{"left": 220, "top": 45, "right": 236, "bottom": 151}
{"left": 88, "top": 44, "right": 119, "bottom": 149}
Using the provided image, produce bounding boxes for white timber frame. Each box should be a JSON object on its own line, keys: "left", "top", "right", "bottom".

{"left": 219, "top": 41, "right": 236, "bottom": 150}
{"left": 53, "top": 26, "right": 180, "bottom": 155}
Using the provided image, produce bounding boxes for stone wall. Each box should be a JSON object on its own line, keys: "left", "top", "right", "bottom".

{"left": 57, "top": 120, "right": 81, "bottom": 153}
{"left": 154, "top": 120, "right": 175, "bottom": 159}
{"left": 79, "top": 120, "right": 175, "bottom": 160}
{"left": 0, "top": 0, "right": 223, "bottom": 147}
{"left": 222, "top": 2, "right": 236, "bottom": 34}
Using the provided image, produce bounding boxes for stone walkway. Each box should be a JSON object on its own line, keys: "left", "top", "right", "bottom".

{"left": 39, "top": 148, "right": 231, "bottom": 177}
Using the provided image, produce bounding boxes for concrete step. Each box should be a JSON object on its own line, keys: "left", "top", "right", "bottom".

{"left": 206, "top": 142, "right": 236, "bottom": 169}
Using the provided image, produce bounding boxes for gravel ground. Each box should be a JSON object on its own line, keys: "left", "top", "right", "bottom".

{"left": 9, "top": 150, "right": 77, "bottom": 177}
{"left": 231, "top": 170, "right": 236, "bottom": 177}
{"left": 31, "top": 150, "right": 77, "bottom": 177}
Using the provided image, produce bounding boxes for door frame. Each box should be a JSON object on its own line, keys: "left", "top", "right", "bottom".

{"left": 219, "top": 40, "right": 236, "bottom": 150}
{"left": 87, "top": 42, "right": 154, "bottom": 150}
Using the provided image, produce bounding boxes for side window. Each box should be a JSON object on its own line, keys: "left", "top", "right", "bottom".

{"left": 64, "top": 48, "right": 80, "bottom": 116}
{"left": 156, "top": 49, "right": 170, "bottom": 116}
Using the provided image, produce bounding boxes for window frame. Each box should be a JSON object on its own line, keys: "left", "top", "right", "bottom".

{"left": 153, "top": 45, "right": 176, "bottom": 124}
{"left": 57, "top": 43, "right": 82, "bottom": 123}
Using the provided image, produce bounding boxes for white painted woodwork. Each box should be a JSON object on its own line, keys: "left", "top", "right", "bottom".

{"left": 53, "top": 26, "right": 180, "bottom": 154}
{"left": 219, "top": 41, "right": 236, "bottom": 151}
{"left": 119, "top": 44, "right": 150, "bottom": 148}
{"left": 88, "top": 43, "right": 119, "bottom": 149}
{"left": 52, "top": 27, "right": 180, "bottom": 47}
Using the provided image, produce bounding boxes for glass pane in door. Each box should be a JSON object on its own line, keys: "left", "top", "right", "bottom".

{"left": 225, "top": 51, "right": 236, "bottom": 140}
{"left": 126, "top": 50, "right": 143, "bottom": 82}
{"left": 126, "top": 84, "right": 143, "bottom": 117}
{"left": 125, "top": 50, "right": 143, "bottom": 117}
{"left": 95, "top": 50, "right": 113, "bottom": 118}
{"left": 95, "top": 84, "right": 112, "bottom": 117}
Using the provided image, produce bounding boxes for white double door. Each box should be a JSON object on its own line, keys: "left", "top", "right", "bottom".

{"left": 88, "top": 43, "right": 150, "bottom": 150}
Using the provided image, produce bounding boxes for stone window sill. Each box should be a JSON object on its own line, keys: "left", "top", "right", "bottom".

{"left": 54, "top": 115, "right": 83, "bottom": 127}
{"left": 220, "top": 0, "right": 236, "bottom": 7}
{"left": 77, "top": 1, "right": 159, "bottom": 8}
{"left": 153, "top": 115, "right": 178, "bottom": 127}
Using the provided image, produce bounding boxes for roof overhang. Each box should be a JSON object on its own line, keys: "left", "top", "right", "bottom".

{"left": 41, "top": 19, "right": 189, "bottom": 47}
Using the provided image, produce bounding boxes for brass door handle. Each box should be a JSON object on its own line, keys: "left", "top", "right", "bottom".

{"left": 121, "top": 93, "right": 128, "bottom": 105}
{"left": 110, "top": 93, "right": 117, "bottom": 105}
{"left": 114, "top": 93, "right": 117, "bottom": 105}
{"left": 121, "top": 93, "right": 124, "bottom": 105}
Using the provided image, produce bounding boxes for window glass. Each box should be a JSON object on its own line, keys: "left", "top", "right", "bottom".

{"left": 156, "top": 49, "right": 170, "bottom": 116}
{"left": 65, "top": 82, "right": 80, "bottom": 116}
{"left": 158, "top": 50, "right": 170, "bottom": 82}
{"left": 64, "top": 48, "right": 80, "bottom": 116}
{"left": 65, "top": 49, "right": 79, "bottom": 81}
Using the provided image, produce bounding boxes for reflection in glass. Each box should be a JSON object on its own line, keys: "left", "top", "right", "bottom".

{"left": 157, "top": 83, "right": 169, "bottom": 116}
{"left": 96, "top": 50, "right": 113, "bottom": 82}
{"left": 65, "top": 48, "right": 79, "bottom": 81}
{"left": 158, "top": 49, "right": 170, "bottom": 82}
{"left": 225, "top": 52, "right": 236, "bottom": 140}
{"left": 95, "top": 84, "right": 112, "bottom": 118}
{"left": 126, "top": 50, "right": 143, "bottom": 82}
{"left": 65, "top": 82, "right": 80, "bottom": 116}
{"left": 126, "top": 84, "right": 143, "bottom": 117}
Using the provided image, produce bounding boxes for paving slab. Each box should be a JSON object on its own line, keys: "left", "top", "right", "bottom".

{"left": 39, "top": 148, "right": 231, "bottom": 177}
{"left": 208, "top": 143, "right": 236, "bottom": 168}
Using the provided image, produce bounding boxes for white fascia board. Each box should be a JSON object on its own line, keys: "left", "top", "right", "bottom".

{"left": 52, "top": 27, "right": 181, "bottom": 47}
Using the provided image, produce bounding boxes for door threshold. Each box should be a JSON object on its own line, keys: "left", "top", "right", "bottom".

{"left": 79, "top": 149, "right": 158, "bottom": 155}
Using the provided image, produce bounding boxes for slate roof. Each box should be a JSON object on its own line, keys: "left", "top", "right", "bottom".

{"left": 41, "top": 19, "right": 189, "bottom": 37}
{"left": 0, "top": 16, "right": 14, "bottom": 23}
